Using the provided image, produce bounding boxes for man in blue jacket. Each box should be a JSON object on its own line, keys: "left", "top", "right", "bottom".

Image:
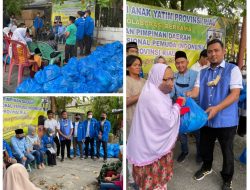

{"left": 96, "top": 112, "right": 111, "bottom": 163}
{"left": 72, "top": 113, "right": 85, "bottom": 159}
{"left": 83, "top": 10, "right": 94, "bottom": 56}
{"left": 34, "top": 12, "right": 44, "bottom": 40}
{"left": 3, "top": 139, "right": 17, "bottom": 168}
{"left": 11, "top": 129, "right": 35, "bottom": 167}
{"left": 82, "top": 111, "right": 97, "bottom": 159}
{"left": 75, "top": 11, "right": 85, "bottom": 56}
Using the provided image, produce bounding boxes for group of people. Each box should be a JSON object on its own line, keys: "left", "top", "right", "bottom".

{"left": 62, "top": 10, "right": 94, "bottom": 62}
{"left": 126, "top": 39, "right": 246, "bottom": 190}
{"left": 33, "top": 10, "right": 94, "bottom": 62}
{"left": 3, "top": 109, "right": 111, "bottom": 173}
{"left": 3, "top": 9, "right": 94, "bottom": 70}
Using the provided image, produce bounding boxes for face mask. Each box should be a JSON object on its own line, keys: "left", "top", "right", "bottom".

{"left": 101, "top": 117, "right": 105, "bottom": 121}
{"left": 18, "top": 136, "right": 24, "bottom": 140}
{"left": 49, "top": 134, "right": 53, "bottom": 137}
{"left": 158, "top": 83, "right": 172, "bottom": 94}
{"left": 242, "top": 70, "right": 246, "bottom": 76}
{"left": 88, "top": 115, "right": 92, "bottom": 119}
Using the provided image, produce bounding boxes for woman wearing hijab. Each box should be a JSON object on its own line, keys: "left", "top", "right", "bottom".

{"left": 10, "top": 27, "right": 42, "bottom": 72}
{"left": 26, "top": 126, "right": 45, "bottom": 169}
{"left": 41, "top": 128, "right": 57, "bottom": 166}
{"left": 11, "top": 27, "right": 32, "bottom": 45}
{"left": 127, "top": 64, "right": 187, "bottom": 190}
{"left": 3, "top": 163, "right": 41, "bottom": 190}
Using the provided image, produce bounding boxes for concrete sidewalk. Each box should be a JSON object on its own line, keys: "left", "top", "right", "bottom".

{"left": 168, "top": 135, "right": 246, "bottom": 190}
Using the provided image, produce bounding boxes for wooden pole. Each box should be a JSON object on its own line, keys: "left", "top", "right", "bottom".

{"left": 237, "top": 16, "right": 246, "bottom": 69}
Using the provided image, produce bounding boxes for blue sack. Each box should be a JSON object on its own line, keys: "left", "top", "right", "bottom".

{"left": 35, "top": 65, "right": 61, "bottom": 84}
{"left": 179, "top": 97, "right": 208, "bottom": 134}
{"left": 239, "top": 148, "right": 246, "bottom": 164}
{"left": 16, "top": 78, "right": 43, "bottom": 93}
{"left": 61, "top": 57, "right": 78, "bottom": 78}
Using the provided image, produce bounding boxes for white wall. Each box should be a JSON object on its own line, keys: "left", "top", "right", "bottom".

{"left": 94, "top": 27, "right": 123, "bottom": 45}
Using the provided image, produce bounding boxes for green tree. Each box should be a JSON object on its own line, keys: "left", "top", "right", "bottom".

{"left": 3, "top": 0, "right": 33, "bottom": 15}
{"left": 50, "top": 97, "right": 87, "bottom": 115}
{"left": 90, "top": 97, "right": 123, "bottom": 134}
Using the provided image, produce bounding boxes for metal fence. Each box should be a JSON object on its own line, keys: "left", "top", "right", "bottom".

{"left": 95, "top": 5, "right": 123, "bottom": 28}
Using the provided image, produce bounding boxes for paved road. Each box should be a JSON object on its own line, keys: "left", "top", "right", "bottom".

{"left": 168, "top": 135, "right": 246, "bottom": 190}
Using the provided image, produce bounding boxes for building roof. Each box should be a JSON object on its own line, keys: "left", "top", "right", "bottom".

{"left": 25, "top": 0, "right": 52, "bottom": 8}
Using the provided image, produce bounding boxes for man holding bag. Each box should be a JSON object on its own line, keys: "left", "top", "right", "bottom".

{"left": 187, "top": 39, "right": 242, "bottom": 190}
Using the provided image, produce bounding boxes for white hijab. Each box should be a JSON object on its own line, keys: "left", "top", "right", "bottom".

{"left": 11, "top": 28, "right": 32, "bottom": 45}
{"left": 3, "top": 163, "right": 41, "bottom": 190}
{"left": 127, "top": 64, "right": 181, "bottom": 166}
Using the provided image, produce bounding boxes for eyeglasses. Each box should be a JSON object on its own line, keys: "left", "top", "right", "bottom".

{"left": 163, "top": 77, "right": 175, "bottom": 82}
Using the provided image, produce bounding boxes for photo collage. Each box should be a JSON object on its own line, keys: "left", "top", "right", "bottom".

{"left": 2, "top": 0, "right": 246, "bottom": 190}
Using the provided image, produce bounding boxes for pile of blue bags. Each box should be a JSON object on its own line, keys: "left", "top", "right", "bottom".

{"left": 71, "top": 143, "right": 120, "bottom": 158}
{"left": 16, "top": 41, "right": 123, "bottom": 93}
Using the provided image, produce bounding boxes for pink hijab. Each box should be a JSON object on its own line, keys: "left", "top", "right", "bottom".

{"left": 3, "top": 164, "right": 41, "bottom": 190}
{"left": 127, "top": 64, "right": 181, "bottom": 166}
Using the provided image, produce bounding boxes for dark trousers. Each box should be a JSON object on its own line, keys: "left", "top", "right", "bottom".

{"left": 85, "top": 137, "right": 94, "bottom": 157}
{"left": 65, "top": 44, "right": 76, "bottom": 63}
{"left": 200, "top": 126, "right": 237, "bottom": 182}
{"left": 84, "top": 35, "right": 92, "bottom": 55}
{"left": 53, "top": 136, "right": 60, "bottom": 156}
{"left": 100, "top": 183, "right": 121, "bottom": 190}
{"left": 76, "top": 39, "right": 84, "bottom": 55}
{"left": 46, "top": 150, "right": 57, "bottom": 165}
{"left": 179, "top": 129, "right": 200, "bottom": 157}
{"left": 32, "top": 150, "right": 44, "bottom": 165}
{"left": 96, "top": 140, "right": 107, "bottom": 160}
{"left": 237, "top": 116, "right": 246, "bottom": 136}
{"left": 73, "top": 137, "right": 83, "bottom": 157}
{"left": 61, "top": 139, "right": 71, "bottom": 159}
{"left": 35, "top": 28, "right": 42, "bottom": 41}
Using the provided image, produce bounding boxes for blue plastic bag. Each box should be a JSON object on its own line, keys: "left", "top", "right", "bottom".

{"left": 61, "top": 57, "right": 78, "bottom": 78}
{"left": 16, "top": 78, "right": 43, "bottom": 93}
{"left": 239, "top": 148, "right": 246, "bottom": 164}
{"left": 43, "top": 76, "right": 63, "bottom": 93}
{"left": 17, "top": 41, "right": 123, "bottom": 93}
{"left": 35, "top": 65, "right": 61, "bottom": 84}
{"left": 179, "top": 97, "right": 208, "bottom": 134}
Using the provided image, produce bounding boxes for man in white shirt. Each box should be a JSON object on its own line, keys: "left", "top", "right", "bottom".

{"left": 44, "top": 110, "right": 60, "bottom": 157}
{"left": 187, "top": 39, "right": 242, "bottom": 190}
{"left": 191, "top": 49, "right": 210, "bottom": 72}
{"left": 58, "top": 110, "right": 74, "bottom": 162}
{"left": 83, "top": 111, "right": 97, "bottom": 159}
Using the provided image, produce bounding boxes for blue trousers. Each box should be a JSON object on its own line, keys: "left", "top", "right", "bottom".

{"left": 32, "top": 150, "right": 44, "bottom": 165}
{"left": 100, "top": 183, "right": 121, "bottom": 190}
{"left": 179, "top": 129, "right": 200, "bottom": 157}
{"left": 14, "top": 152, "right": 35, "bottom": 167}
